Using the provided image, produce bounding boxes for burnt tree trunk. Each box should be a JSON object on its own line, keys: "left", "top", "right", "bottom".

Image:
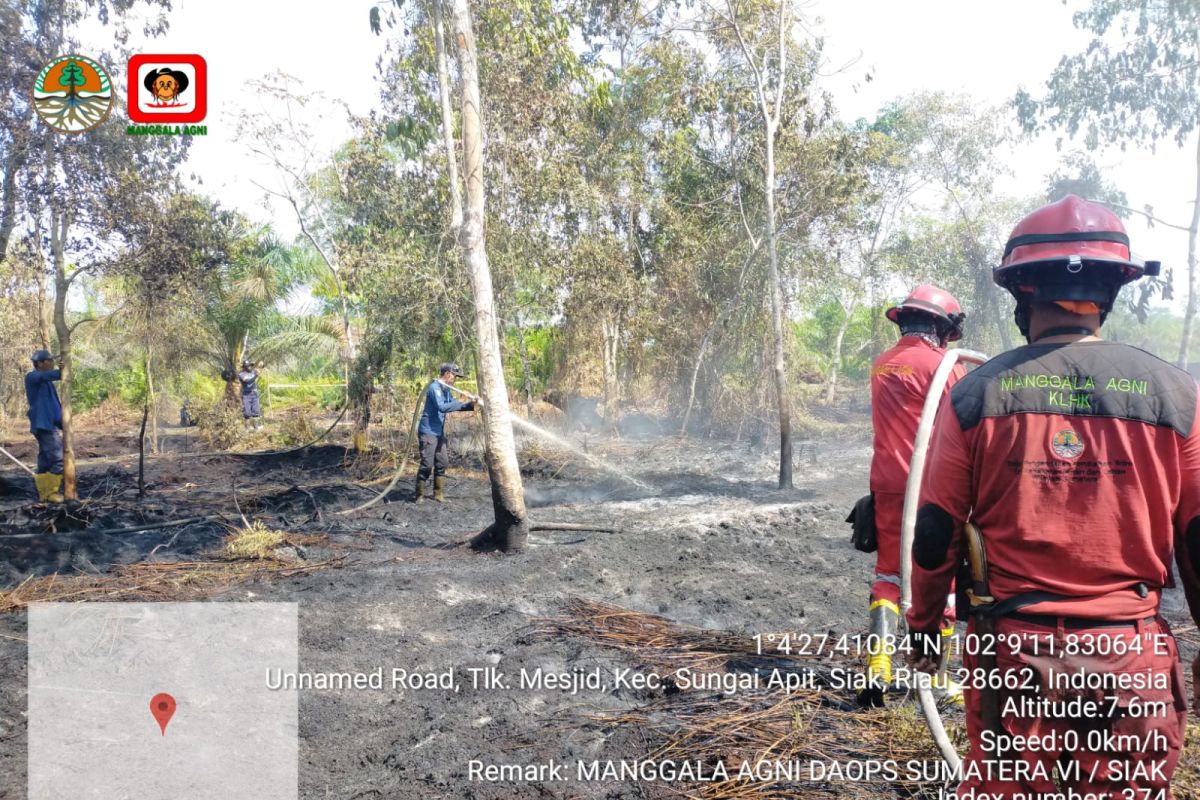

{"left": 145, "top": 345, "right": 159, "bottom": 454}
{"left": 451, "top": 0, "right": 528, "bottom": 552}
{"left": 763, "top": 125, "right": 792, "bottom": 488}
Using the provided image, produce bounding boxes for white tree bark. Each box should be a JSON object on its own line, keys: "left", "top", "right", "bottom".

{"left": 727, "top": 0, "right": 794, "bottom": 488}
{"left": 1177, "top": 132, "right": 1200, "bottom": 367}
{"left": 432, "top": 0, "right": 464, "bottom": 232}
{"left": 450, "top": 0, "right": 528, "bottom": 551}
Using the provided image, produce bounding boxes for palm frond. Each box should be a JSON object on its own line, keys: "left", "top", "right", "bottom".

{"left": 248, "top": 315, "right": 343, "bottom": 366}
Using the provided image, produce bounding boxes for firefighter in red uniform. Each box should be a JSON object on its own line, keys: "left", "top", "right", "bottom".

{"left": 861, "top": 284, "right": 966, "bottom": 704}
{"left": 907, "top": 195, "right": 1199, "bottom": 798}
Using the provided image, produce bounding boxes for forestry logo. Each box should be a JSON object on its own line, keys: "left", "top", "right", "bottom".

{"left": 126, "top": 53, "right": 208, "bottom": 134}
{"left": 32, "top": 55, "right": 114, "bottom": 134}
{"left": 1050, "top": 428, "right": 1085, "bottom": 460}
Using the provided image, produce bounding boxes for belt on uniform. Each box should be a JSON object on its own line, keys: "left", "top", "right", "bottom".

{"left": 1004, "top": 612, "right": 1158, "bottom": 629}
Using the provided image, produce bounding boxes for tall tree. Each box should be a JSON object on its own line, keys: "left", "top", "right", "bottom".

{"left": 709, "top": 0, "right": 798, "bottom": 488}
{"left": 450, "top": 0, "right": 529, "bottom": 552}
{"left": 1015, "top": 0, "right": 1200, "bottom": 366}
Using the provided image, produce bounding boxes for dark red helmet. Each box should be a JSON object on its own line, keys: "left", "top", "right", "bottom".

{"left": 995, "top": 195, "right": 1157, "bottom": 307}
{"left": 885, "top": 284, "right": 965, "bottom": 342}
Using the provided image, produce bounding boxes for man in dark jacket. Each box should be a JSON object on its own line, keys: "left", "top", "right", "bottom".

{"left": 25, "top": 349, "right": 63, "bottom": 503}
{"left": 414, "top": 363, "right": 478, "bottom": 503}
{"left": 238, "top": 360, "right": 263, "bottom": 430}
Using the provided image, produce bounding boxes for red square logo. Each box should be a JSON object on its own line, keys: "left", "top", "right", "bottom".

{"left": 127, "top": 54, "right": 207, "bottom": 123}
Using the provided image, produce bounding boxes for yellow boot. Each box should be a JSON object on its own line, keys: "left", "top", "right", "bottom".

{"left": 932, "top": 625, "right": 963, "bottom": 704}
{"left": 34, "top": 473, "right": 64, "bottom": 503}
{"left": 858, "top": 598, "right": 899, "bottom": 707}
{"left": 45, "top": 473, "right": 64, "bottom": 503}
{"left": 433, "top": 476, "right": 446, "bottom": 503}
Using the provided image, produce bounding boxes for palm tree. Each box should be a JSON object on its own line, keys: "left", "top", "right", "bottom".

{"left": 189, "top": 225, "right": 344, "bottom": 407}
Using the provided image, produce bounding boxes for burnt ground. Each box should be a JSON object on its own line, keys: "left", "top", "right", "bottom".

{"left": 0, "top": 414, "right": 1195, "bottom": 799}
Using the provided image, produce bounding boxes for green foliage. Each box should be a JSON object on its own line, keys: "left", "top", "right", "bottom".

{"left": 796, "top": 303, "right": 885, "bottom": 380}
{"left": 71, "top": 363, "right": 146, "bottom": 411}
{"left": 1015, "top": 0, "right": 1200, "bottom": 148}
{"left": 1045, "top": 152, "right": 1129, "bottom": 212}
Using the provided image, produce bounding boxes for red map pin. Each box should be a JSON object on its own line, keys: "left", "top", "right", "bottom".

{"left": 150, "top": 693, "right": 176, "bottom": 736}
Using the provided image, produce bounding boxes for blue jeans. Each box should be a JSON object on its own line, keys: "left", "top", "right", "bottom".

{"left": 33, "top": 428, "right": 63, "bottom": 474}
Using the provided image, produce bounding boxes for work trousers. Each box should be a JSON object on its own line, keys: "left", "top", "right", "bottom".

{"left": 417, "top": 434, "right": 448, "bottom": 481}
{"left": 870, "top": 490, "right": 955, "bottom": 624}
{"left": 242, "top": 392, "right": 261, "bottom": 419}
{"left": 33, "top": 428, "right": 63, "bottom": 474}
{"left": 955, "top": 614, "right": 1185, "bottom": 799}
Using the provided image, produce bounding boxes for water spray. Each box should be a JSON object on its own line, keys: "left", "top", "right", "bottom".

{"left": 443, "top": 382, "right": 652, "bottom": 491}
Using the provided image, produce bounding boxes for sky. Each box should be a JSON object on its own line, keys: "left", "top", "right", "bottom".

{"left": 80, "top": 0, "right": 1199, "bottom": 314}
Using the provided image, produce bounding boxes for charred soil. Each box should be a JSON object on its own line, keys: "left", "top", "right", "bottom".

{"left": 0, "top": 416, "right": 1195, "bottom": 799}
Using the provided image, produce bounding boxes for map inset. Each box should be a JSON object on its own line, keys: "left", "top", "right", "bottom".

{"left": 29, "top": 602, "right": 297, "bottom": 799}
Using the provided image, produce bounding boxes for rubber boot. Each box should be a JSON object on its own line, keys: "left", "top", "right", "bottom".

{"left": 932, "top": 625, "right": 963, "bottom": 704}
{"left": 45, "top": 473, "right": 64, "bottom": 503}
{"left": 34, "top": 473, "right": 50, "bottom": 502}
{"left": 414, "top": 479, "right": 426, "bottom": 504}
{"left": 857, "top": 598, "right": 899, "bottom": 708}
{"left": 433, "top": 475, "right": 446, "bottom": 503}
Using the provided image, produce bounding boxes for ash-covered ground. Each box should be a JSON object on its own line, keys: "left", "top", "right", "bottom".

{"left": 0, "top": 417, "right": 1194, "bottom": 799}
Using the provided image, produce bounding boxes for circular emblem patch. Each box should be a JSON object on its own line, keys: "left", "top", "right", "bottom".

{"left": 32, "top": 54, "right": 113, "bottom": 134}
{"left": 1051, "top": 428, "right": 1085, "bottom": 460}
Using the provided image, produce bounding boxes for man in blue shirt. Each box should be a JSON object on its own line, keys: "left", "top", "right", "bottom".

{"left": 414, "top": 363, "right": 478, "bottom": 503}
{"left": 24, "top": 349, "right": 64, "bottom": 503}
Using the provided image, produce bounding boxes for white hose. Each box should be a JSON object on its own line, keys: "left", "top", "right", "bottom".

{"left": 898, "top": 347, "right": 988, "bottom": 772}
{"left": 0, "top": 444, "right": 36, "bottom": 477}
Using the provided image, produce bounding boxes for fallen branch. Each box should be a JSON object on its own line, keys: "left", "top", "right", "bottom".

{"left": 529, "top": 522, "right": 619, "bottom": 533}
{"left": 232, "top": 479, "right": 251, "bottom": 528}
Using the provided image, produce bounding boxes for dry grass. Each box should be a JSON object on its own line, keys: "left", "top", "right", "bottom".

{"left": 194, "top": 398, "right": 243, "bottom": 450}
{"left": 0, "top": 556, "right": 344, "bottom": 613}
{"left": 224, "top": 520, "right": 287, "bottom": 559}
{"left": 1180, "top": 723, "right": 1200, "bottom": 800}
{"left": 273, "top": 406, "right": 315, "bottom": 447}
{"left": 75, "top": 397, "right": 141, "bottom": 428}
{"left": 541, "top": 599, "right": 1199, "bottom": 800}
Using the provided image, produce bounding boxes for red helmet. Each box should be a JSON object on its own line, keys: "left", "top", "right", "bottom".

{"left": 995, "top": 195, "right": 1157, "bottom": 305}
{"left": 885, "top": 284, "right": 965, "bottom": 342}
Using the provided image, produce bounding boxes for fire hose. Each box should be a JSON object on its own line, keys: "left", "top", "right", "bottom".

{"left": 898, "top": 347, "right": 988, "bottom": 772}
{"left": 0, "top": 444, "right": 35, "bottom": 477}
{"left": 338, "top": 381, "right": 432, "bottom": 515}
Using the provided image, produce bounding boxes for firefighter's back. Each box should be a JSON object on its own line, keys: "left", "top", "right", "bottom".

{"left": 949, "top": 338, "right": 1198, "bottom": 620}
{"left": 869, "top": 337, "right": 947, "bottom": 493}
